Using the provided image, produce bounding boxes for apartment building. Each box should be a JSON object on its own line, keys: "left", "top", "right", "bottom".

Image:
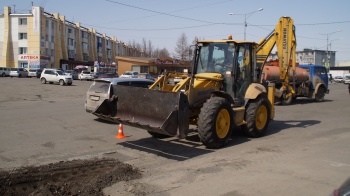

{"left": 0, "top": 6, "right": 144, "bottom": 71}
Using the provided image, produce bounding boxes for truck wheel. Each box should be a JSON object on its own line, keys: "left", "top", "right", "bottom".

{"left": 147, "top": 131, "right": 171, "bottom": 139}
{"left": 315, "top": 87, "right": 325, "bottom": 102}
{"left": 1, "top": 73, "right": 5, "bottom": 77}
{"left": 41, "top": 78, "right": 46, "bottom": 84}
{"left": 282, "top": 94, "right": 293, "bottom": 105}
{"left": 242, "top": 96, "right": 270, "bottom": 138}
{"left": 198, "top": 97, "right": 233, "bottom": 149}
{"left": 59, "top": 80, "right": 65, "bottom": 86}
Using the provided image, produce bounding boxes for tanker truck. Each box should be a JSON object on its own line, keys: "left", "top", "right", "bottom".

{"left": 255, "top": 21, "right": 329, "bottom": 105}
{"left": 262, "top": 61, "right": 329, "bottom": 104}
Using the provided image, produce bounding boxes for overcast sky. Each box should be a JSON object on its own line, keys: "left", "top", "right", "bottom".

{"left": 2, "top": 0, "right": 350, "bottom": 62}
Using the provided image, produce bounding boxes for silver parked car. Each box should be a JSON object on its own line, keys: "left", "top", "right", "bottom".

{"left": 137, "top": 73, "right": 155, "bottom": 81}
{"left": 85, "top": 78, "right": 154, "bottom": 114}
{"left": 64, "top": 70, "right": 78, "bottom": 80}
{"left": 28, "top": 69, "right": 42, "bottom": 78}
{"left": 119, "top": 71, "right": 139, "bottom": 78}
{"left": 9, "top": 68, "right": 28, "bottom": 78}
{"left": 0, "top": 67, "right": 10, "bottom": 77}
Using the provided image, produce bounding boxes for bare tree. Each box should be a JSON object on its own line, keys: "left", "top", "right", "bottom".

{"left": 141, "top": 38, "right": 147, "bottom": 55}
{"left": 159, "top": 48, "right": 170, "bottom": 59}
{"left": 148, "top": 40, "right": 153, "bottom": 57}
{"left": 174, "top": 33, "right": 190, "bottom": 61}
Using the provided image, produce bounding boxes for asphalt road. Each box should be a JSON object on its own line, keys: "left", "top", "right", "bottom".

{"left": 0, "top": 77, "right": 349, "bottom": 196}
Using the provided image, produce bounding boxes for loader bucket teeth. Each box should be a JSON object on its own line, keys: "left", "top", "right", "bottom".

{"left": 93, "top": 85, "right": 190, "bottom": 137}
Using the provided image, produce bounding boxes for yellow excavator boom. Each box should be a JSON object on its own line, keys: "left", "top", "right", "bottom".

{"left": 256, "top": 17, "right": 297, "bottom": 97}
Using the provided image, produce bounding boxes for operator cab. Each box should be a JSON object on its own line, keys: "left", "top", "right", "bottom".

{"left": 193, "top": 39, "right": 259, "bottom": 105}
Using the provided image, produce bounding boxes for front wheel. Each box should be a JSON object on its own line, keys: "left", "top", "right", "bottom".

{"left": 198, "top": 97, "right": 233, "bottom": 149}
{"left": 282, "top": 94, "right": 293, "bottom": 105}
{"left": 242, "top": 96, "right": 270, "bottom": 138}
{"left": 59, "top": 80, "right": 65, "bottom": 86}
{"left": 315, "top": 87, "right": 325, "bottom": 102}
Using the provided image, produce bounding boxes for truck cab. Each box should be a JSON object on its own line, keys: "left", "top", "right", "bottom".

{"left": 298, "top": 64, "right": 329, "bottom": 101}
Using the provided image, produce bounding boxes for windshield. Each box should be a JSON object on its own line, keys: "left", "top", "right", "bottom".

{"left": 88, "top": 81, "right": 111, "bottom": 93}
{"left": 57, "top": 70, "right": 65, "bottom": 75}
{"left": 65, "top": 70, "right": 72, "bottom": 73}
{"left": 196, "top": 43, "right": 235, "bottom": 75}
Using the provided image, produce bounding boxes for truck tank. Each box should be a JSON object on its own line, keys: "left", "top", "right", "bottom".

{"left": 262, "top": 65, "right": 309, "bottom": 82}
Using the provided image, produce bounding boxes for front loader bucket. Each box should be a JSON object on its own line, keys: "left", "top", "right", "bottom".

{"left": 93, "top": 85, "right": 190, "bottom": 138}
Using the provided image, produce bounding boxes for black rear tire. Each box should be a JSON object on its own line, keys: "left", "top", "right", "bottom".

{"left": 198, "top": 97, "right": 233, "bottom": 149}
{"left": 242, "top": 96, "right": 270, "bottom": 138}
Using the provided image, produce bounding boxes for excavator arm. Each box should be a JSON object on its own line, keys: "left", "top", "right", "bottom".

{"left": 256, "top": 17, "right": 297, "bottom": 99}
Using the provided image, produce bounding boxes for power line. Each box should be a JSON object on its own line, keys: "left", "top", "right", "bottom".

{"left": 105, "top": 0, "right": 218, "bottom": 24}
{"left": 97, "top": 0, "right": 234, "bottom": 25}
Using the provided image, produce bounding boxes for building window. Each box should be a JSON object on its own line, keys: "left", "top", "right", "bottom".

{"left": 83, "top": 53, "right": 89, "bottom": 61}
{"left": 67, "top": 38, "right": 74, "bottom": 46}
{"left": 82, "top": 42, "right": 88, "bottom": 49}
{"left": 19, "top": 47, "right": 27, "bottom": 54}
{"left": 68, "top": 50, "right": 75, "bottom": 59}
{"left": 68, "top": 28, "right": 72, "bottom": 34}
{"left": 51, "top": 49, "right": 54, "bottom": 56}
{"left": 81, "top": 31, "right": 89, "bottom": 39}
{"left": 19, "top": 18, "right": 27, "bottom": 25}
{"left": 46, "top": 20, "right": 49, "bottom": 29}
{"left": 51, "top": 36, "right": 54, "bottom": 42}
{"left": 19, "top": 33, "right": 27, "bottom": 40}
{"left": 20, "top": 62, "right": 28, "bottom": 68}
{"left": 46, "top": 35, "right": 49, "bottom": 42}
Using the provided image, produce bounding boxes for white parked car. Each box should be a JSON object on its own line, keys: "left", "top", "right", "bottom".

{"left": 28, "top": 69, "right": 42, "bottom": 78}
{"left": 40, "top": 68, "right": 73, "bottom": 86}
{"left": 9, "top": 68, "right": 28, "bottom": 78}
{"left": 344, "top": 75, "right": 350, "bottom": 84}
{"left": 79, "top": 71, "right": 93, "bottom": 81}
{"left": 119, "top": 71, "right": 139, "bottom": 78}
{"left": 333, "top": 76, "right": 343, "bottom": 83}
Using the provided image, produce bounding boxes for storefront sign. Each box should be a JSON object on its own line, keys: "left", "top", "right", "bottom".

{"left": 19, "top": 55, "right": 39, "bottom": 60}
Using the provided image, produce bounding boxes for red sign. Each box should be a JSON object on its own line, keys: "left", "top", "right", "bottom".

{"left": 20, "top": 55, "right": 39, "bottom": 60}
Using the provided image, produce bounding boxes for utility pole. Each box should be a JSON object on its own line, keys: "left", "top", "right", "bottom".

{"left": 321, "top": 30, "right": 342, "bottom": 70}
{"left": 229, "top": 8, "right": 263, "bottom": 40}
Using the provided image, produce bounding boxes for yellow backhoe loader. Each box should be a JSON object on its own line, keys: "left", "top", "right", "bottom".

{"left": 94, "top": 16, "right": 296, "bottom": 148}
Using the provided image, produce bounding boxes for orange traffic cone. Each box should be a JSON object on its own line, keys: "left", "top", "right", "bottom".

{"left": 115, "top": 124, "right": 126, "bottom": 139}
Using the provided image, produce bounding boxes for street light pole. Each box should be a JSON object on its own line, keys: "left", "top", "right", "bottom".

{"left": 321, "top": 30, "right": 342, "bottom": 69}
{"left": 229, "top": 8, "right": 263, "bottom": 40}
